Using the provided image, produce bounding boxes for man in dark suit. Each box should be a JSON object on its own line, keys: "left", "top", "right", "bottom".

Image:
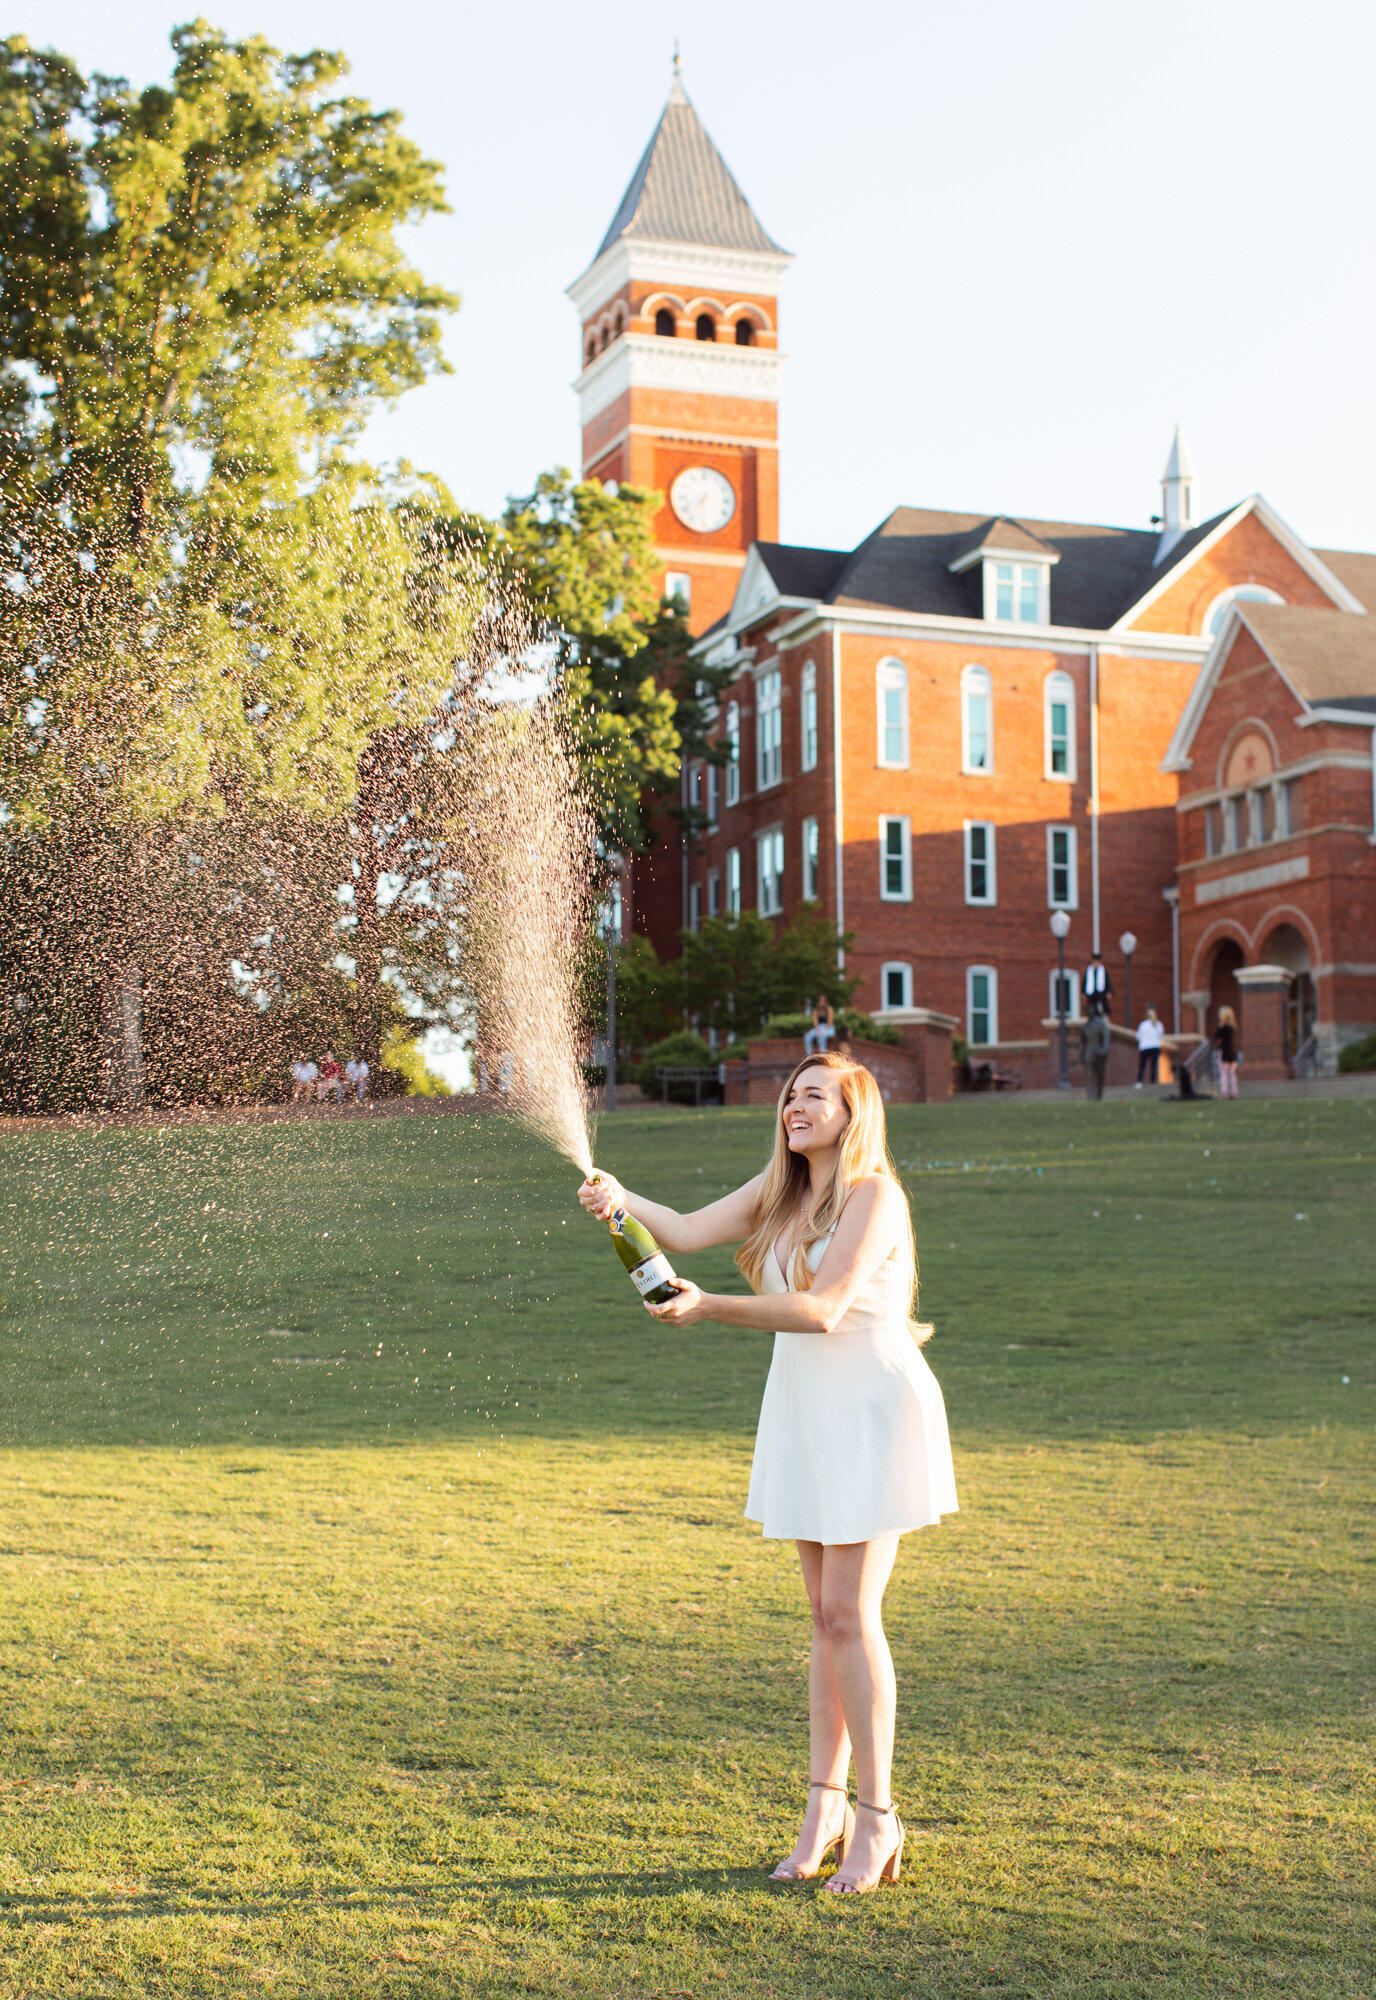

{"left": 1083, "top": 954, "right": 1113, "bottom": 1019}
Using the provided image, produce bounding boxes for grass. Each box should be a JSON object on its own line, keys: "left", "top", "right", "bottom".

{"left": 0, "top": 1094, "right": 1373, "bottom": 1997}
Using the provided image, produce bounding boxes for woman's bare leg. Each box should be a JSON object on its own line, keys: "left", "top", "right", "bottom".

{"left": 820, "top": 1537, "right": 901, "bottom": 1890}
{"left": 769, "top": 1539, "right": 851, "bottom": 1877}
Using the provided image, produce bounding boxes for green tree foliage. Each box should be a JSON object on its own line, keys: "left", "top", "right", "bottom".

{"left": 665, "top": 908, "right": 858, "bottom": 1047}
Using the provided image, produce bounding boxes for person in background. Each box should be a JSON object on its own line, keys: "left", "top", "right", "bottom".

{"left": 1083, "top": 953, "right": 1112, "bottom": 1019}
{"left": 345, "top": 1055, "right": 370, "bottom": 1104}
{"left": 290, "top": 1056, "right": 318, "bottom": 1104}
{"left": 1080, "top": 1011, "right": 1111, "bottom": 1099}
{"left": 317, "top": 1048, "right": 344, "bottom": 1105}
{"left": 1214, "top": 1005, "right": 1240, "bottom": 1098}
{"left": 1135, "top": 1006, "right": 1165, "bottom": 1088}
{"left": 804, "top": 994, "right": 836, "bottom": 1058}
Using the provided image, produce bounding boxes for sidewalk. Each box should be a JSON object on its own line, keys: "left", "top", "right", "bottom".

{"left": 963, "top": 1073, "right": 1376, "bottom": 1106}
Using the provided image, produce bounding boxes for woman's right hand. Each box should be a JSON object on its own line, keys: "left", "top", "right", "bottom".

{"left": 579, "top": 1172, "right": 623, "bottom": 1220}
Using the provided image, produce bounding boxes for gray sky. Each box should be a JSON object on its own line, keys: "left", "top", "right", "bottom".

{"left": 13, "top": 0, "right": 1376, "bottom": 554}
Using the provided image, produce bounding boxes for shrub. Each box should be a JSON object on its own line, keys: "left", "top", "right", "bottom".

{"left": 1338, "top": 1032, "right": 1376, "bottom": 1073}
{"left": 758, "top": 1008, "right": 901, "bottom": 1048}
{"left": 635, "top": 1030, "right": 716, "bottom": 1101}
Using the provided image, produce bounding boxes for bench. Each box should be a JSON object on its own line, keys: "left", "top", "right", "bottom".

{"left": 654, "top": 1064, "right": 724, "bottom": 1107}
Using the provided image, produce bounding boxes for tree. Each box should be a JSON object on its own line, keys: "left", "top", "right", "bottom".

{"left": 677, "top": 909, "right": 857, "bottom": 1045}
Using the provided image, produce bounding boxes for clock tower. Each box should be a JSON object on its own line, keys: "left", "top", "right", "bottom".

{"left": 566, "top": 66, "right": 791, "bottom": 634}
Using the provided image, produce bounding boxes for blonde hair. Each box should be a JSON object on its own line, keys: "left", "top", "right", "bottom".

{"left": 1218, "top": 1005, "right": 1237, "bottom": 1027}
{"left": 735, "top": 1053, "right": 930, "bottom": 1341}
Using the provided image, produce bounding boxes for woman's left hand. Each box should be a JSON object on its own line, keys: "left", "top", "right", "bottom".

{"left": 645, "top": 1280, "right": 706, "bottom": 1325}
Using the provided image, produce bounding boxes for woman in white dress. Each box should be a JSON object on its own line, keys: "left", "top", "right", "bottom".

{"left": 579, "top": 1052, "right": 957, "bottom": 1894}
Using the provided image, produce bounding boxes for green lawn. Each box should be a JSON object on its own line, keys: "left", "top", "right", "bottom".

{"left": 1, "top": 1096, "right": 1372, "bottom": 1997}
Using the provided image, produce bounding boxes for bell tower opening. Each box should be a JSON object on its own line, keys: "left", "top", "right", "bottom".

{"left": 566, "top": 66, "right": 791, "bottom": 632}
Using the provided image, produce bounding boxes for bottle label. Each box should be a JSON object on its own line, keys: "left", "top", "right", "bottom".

{"left": 630, "top": 1253, "right": 675, "bottom": 1297}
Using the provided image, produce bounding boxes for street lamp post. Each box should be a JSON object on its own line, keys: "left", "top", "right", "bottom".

{"left": 1119, "top": 930, "right": 1138, "bottom": 1030}
{"left": 1050, "top": 909, "right": 1071, "bottom": 1090}
{"left": 604, "top": 857, "right": 624, "bottom": 1113}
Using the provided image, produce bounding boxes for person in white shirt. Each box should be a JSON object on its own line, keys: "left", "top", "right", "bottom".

{"left": 290, "top": 1057, "right": 318, "bottom": 1103}
{"left": 1083, "top": 955, "right": 1113, "bottom": 1018}
{"left": 345, "top": 1056, "right": 370, "bottom": 1104}
{"left": 1135, "top": 1007, "right": 1165, "bottom": 1087}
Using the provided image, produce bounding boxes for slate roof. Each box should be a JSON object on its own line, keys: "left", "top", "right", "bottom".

{"left": 1241, "top": 603, "right": 1376, "bottom": 710}
{"left": 595, "top": 79, "right": 787, "bottom": 260}
{"left": 772, "top": 505, "right": 1237, "bottom": 631}
{"left": 754, "top": 542, "right": 850, "bottom": 600}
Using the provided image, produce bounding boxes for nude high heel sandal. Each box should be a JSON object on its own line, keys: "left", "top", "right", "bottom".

{"left": 768, "top": 1780, "right": 854, "bottom": 1881}
{"left": 825, "top": 1800, "right": 905, "bottom": 1895}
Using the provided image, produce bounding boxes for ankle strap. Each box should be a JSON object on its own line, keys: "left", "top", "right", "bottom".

{"left": 857, "top": 1799, "right": 895, "bottom": 1814}
{"left": 809, "top": 1780, "right": 848, "bottom": 1795}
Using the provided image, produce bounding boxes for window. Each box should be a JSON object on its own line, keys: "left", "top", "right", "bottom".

{"left": 964, "top": 821, "right": 996, "bottom": 905}
{"left": 663, "top": 570, "right": 692, "bottom": 611}
{"left": 725, "top": 701, "right": 741, "bottom": 806}
{"left": 1278, "top": 778, "right": 1300, "bottom": 838}
{"left": 695, "top": 313, "right": 716, "bottom": 342}
{"left": 688, "top": 882, "right": 702, "bottom": 934}
{"left": 756, "top": 670, "right": 782, "bottom": 790}
{"left": 1223, "top": 796, "right": 1241, "bottom": 853}
{"left": 880, "top": 815, "right": 912, "bottom": 901}
{"left": 734, "top": 318, "right": 754, "bottom": 346}
{"left": 967, "top": 966, "right": 998, "bottom": 1045}
{"left": 988, "top": 562, "right": 1046, "bottom": 624}
{"left": 757, "top": 828, "right": 784, "bottom": 916}
{"left": 725, "top": 847, "right": 741, "bottom": 916}
{"left": 687, "top": 761, "right": 702, "bottom": 813}
{"left": 1246, "top": 789, "right": 1264, "bottom": 848}
{"left": 1204, "top": 805, "right": 1218, "bottom": 858}
{"left": 1044, "top": 671, "right": 1077, "bottom": 780}
{"left": 1204, "top": 584, "right": 1283, "bottom": 638}
{"left": 705, "top": 760, "right": 718, "bottom": 828}
{"left": 1049, "top": 967, "right": 1081, "bottom": 1022}
{"left": 801, "top": 816, "right": 820, "bottom": 901}
{"left": 1047, "top": 825, "right": 1078, "bottom": 909}
{"left": 654, "top": 307, "right": 676, "bottom": 338}
{"left": 707, "top": 869, "right": 720, "bottom": 919}
{"left": 881, "top": 962, "right": 912, "bottom": 1011}
{"left": 801, "top": 660, "right": 819, "bottom": 771}
{"left": 962, "top": 664, "right": 993, "bottom": 772}
{"left": 876, "top": 658, "right": 909, "bottom": 768}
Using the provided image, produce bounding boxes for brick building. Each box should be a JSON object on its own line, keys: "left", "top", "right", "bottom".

{"left": 569, "top": 75, "right": 1376, "bottom": 1073}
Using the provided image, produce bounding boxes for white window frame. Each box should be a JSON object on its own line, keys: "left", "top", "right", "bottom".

{"left": 801, "top": 815, "right": 820, "bottom": 901}
{"left": 688, "top": 881, "right": 702, "bottom": 934}
{"left": 757, "top": 826, "right": 784, "bottom": 917}
{"left": 1048, "top": 966, "right": 1082, "bottom": 1023}
{"left": 706, "top": 869, "right": 720, "bottom": 919}
{"left": 1203, "top": 583, "right": 1283, "bottom": 639}
{"left": 876, "top": 657, "right": 910, "bottom": 769}
{"left": 801, "top": 660, "right": 819, "bottom": 772}
{"left": 880, "top": 962, "right": 912, "bottom": 1011}
{"left": 756, "top": 669, "right": 783, "bottom": 792}
{"left": 725, "top": 846, "right": 741, "bottom": 916}
{"left": 663, "top": 570, "right": 692, "bottom": 611}
{"left": 705, "top": 760, "right": 718, "bottom": 828}
{"left": 879, "top": 814, "right": 912, "bottom": 902}
{"left": 687, "top": 760, "right": 702, "bottom": 812}
{"left": 1046, "top": 824, "right": 1079, "bottom": 910}
{"left": 984, "top": 561, "right": 1049, "bottom": 625}
{"left": 961, "top": 663, "right": 993, "bottom": 773}
{"left": 964, "top": 819, "right": 997, "bottom": 905}
{"left": 1044, "top": 670, "right": 1077, "bottom": 782}
{"left": 1222, "top": 795, "right": 1240, "bottom": 853}
{"left": 967, "top": 965, "right": 999, "bottom": 1046}
{"left": 724, "top": 701, "right": 741, "bottom": 807}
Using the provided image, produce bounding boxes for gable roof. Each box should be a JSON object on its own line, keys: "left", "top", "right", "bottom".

{"left": 1161, "top": 601, "right": 1376, "bottom": 772}
{"left": 947, "top": 516, "right": 1061, "bottom": 571}
{"left": 595, "top": 78, "right": 786, "bottom": 260}
{"left": 753, "top": 541, "right": 851, "bottom": 600}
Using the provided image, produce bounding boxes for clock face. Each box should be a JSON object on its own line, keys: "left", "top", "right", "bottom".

{"left": 670, "top": 465, "right": 737, "bottom": 535}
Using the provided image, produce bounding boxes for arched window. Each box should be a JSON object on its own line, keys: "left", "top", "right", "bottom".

{"left": 1043, "top": 670, "right": 1076, "bottom": 781}
{"left": 735, "top": 319, "right": 755, "bottom": 346}
{"left": 612, "top": 306, "right": 626, "bottom": 337}
{"left": 585, "top": 336, "right": 597, "bottom": 366}
{"left": 655, "top": 306, "right": 676, "bottom": 338}
{"left": 695, "top": 313, "right": 717, "bottom": 343}
{"left": 961, "top": 664, "right": 993, "bottom": 773}
{"left": 876, "top": 658, "right": 909, "bottom": 769}
{"left": 800, "top": 660, "right": 818, "bottom": 771}
{"left": 599, "top": 326, "right": 610, "bottom": 352}
{"left": 725, "top": 701, "right": 741, "bottom": 807}
{"left": 1204, "top": 584, "right": 1284, "bottom": 638}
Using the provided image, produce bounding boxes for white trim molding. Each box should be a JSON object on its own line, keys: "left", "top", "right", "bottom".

{"left": 574, "top": 332, "right": 785, "bottom": 427}
{"left": 1195, "top": 853, "right": 1310, "bottom": 905}
{"left": 1116, "top": 493, "right": 1366, "bottom": 632}
{"left": 566, "top": 237, "right": 793, "bottom": 323}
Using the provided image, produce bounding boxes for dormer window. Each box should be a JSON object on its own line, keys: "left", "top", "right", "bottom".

{"left": 994, "top": 563, "right": 1042, "bottom": 623}
{"left": 947, "top": 519, "right": 1058, "bottom": 626}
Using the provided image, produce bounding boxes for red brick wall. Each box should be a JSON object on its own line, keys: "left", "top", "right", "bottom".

{"left": 1127, "top": 514, "right": 1336, "bottom": 635}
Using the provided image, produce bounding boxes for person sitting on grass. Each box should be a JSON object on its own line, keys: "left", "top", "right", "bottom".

{"left": 316, "top": 1049, "right": 344, "bottom": 1105}
{"left": 290, "top": 1056, "right": 317, "bottom": 1104}
{"left": 344, "top": 1055, "right": 369, "bottom": 1104}
{"left": 580, "top": 1054, "right": 957, "bottom": 1895}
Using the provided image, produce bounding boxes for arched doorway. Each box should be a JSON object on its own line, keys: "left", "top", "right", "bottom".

{"left": 1262, "top": 922, "right": 1317, "bottom": 1063}
{"left": 1206, "top": 938, "right": 1245, "bottom": 1035}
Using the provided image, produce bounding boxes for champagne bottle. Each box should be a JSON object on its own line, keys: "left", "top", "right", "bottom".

{"left": 592, "top": 1180, "right": 680, "bottom": 1304}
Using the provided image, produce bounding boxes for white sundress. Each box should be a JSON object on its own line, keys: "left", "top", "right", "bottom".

{"left": 745, "top": 1228, "right": 959, "bottom": 1544}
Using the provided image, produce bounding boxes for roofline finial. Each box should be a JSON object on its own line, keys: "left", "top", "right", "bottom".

{"left": 673, "top": 38, "right": 681, "bottom": 80}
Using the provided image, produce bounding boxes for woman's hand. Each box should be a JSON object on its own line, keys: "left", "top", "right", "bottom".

{"left": 579, "top": 1172, "right": 623, "bottom": 1220}
{"left": 645, "top": 1279, "right": 706, "bottom": 1325}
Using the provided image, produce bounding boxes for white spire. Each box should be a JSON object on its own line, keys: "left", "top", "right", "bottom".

{"left": 1156, "top": 423, "right": 1200, "bottom": 561}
